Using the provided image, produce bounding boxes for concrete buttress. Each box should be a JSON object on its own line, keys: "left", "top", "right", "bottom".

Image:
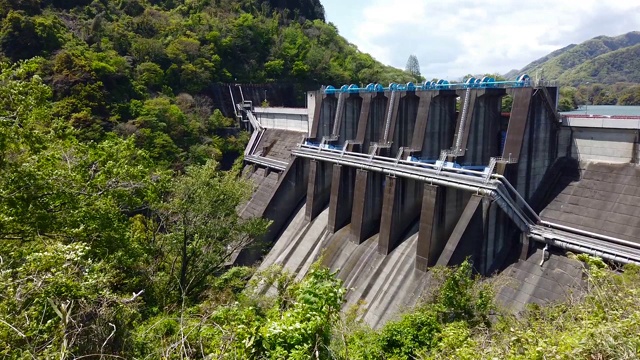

{"left": 416, "top": 184, "right": 445, "bottom": 271}
{"left": 328, "top": 164, "right": 356, "bottom": 233}
{"left": 306, "top": 159, "right": 333, "bottom": 221}
{"left": 350, "top": 169, "right": 384, "bottom": 243}
{"left": 378, "top": 176, "right": 423, "bottom": 255}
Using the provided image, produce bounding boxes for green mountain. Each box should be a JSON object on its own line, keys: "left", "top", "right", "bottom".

{"left": 505, "top": 31, "right": 640, "bottom": 85}
{"left": 0, "top": 0, "right": 417, "bottom": 167}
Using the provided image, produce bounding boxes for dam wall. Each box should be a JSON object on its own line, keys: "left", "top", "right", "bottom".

{"left": 239, "top": 80, "right": 640, "bottom": 327}
{"left": 558, "top": 114, "right": 640, "bottom": 164}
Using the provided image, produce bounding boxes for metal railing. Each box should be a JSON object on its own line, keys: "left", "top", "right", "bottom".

{"left": 454, "top": 88, "right": 471, "bottom": 152}
{"left": 382, "top": 90, "right": 396, "bottom": 142}
{"left": 244, "top": 155, "right": 287, "bottom": 171}
{"left": 330, "top": 92, "right": 345, "bottom": 139}
{"left": 292, "top": 142, "right": 640, "bottom": 265}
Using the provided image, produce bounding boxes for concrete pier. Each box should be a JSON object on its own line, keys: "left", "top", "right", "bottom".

{"left": 502, "top": 87, "right": 534, "bottom": 161}
{"left": 416, "top": 186, "right": 471, "bottom": 270}
{"left": 410, "top": 91, "right": 458, "bottom": 159}
{"left": 360, "top": 94, "right": 388, "bottom": 154}
{"left": 338, "top": 95, "right": 362, "bottom": 145}
{"left": 416, "top": 184, "right": 445, "bottom": 271}
{"left": 378, "top": 176, "right": 423, "bottom": 254}
{"left": 306, "top": 160, "right": 333, "bottom": 221}
{"left": 457, "top": 89, "right": 506, "bottom": 165}
{"left": 309, "top": 92, "right": 324, "bottom": 138}
{"left": 327, "top": 164, "right": 356, "bottom": 233}
{"left": 352, "top": 93, "right": 372, "bottom": 152}
{"left": 309, "top": 94, "right": 336, "bottom": 140}
{"left": 387, "top": 92, "right": 415, "bottom": 157}
{"left": 350, "top": 169, "right": 384, "bottom": 243}
{"left": 382, "top": 91, "right": 401, "bottom": 144}
{"left": 516, "top": 92, "right": 558, "bottom": 200}
{"left": 498, "top": 88, "right": 559, "bottom": 201}
{"left": 436, "top": 194, "right": 485, "bottom": 267}
{"left": 479, "top": 201, "right": 518, "bottom": 274}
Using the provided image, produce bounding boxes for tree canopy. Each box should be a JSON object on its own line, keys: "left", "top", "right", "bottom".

{"left": 405, "top": 54, "right": 421, "bottom": 79}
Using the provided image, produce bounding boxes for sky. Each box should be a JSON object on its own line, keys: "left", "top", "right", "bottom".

{"left": 321, "top": 0, "right": 640, "bottom": 80}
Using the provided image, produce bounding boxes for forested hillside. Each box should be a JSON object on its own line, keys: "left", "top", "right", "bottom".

{"left": 0, "top": 0, "right": 417, "bottom": 167}
{"left": 505, "top": 31, "right": 640, "bottom": 109}
{"left": 0, "top": 0, "right": 418, "bottom": 357}
{"left": 509, "top": 31, "right": 640, "bottom": 84}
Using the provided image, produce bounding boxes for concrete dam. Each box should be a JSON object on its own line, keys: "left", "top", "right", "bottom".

{"left": 236, "top": 77, "right": 640, "bottom": 327}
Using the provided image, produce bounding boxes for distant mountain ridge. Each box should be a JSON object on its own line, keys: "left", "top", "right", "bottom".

{"left": 504, "top": 31, "right": 640, "bottom": 85}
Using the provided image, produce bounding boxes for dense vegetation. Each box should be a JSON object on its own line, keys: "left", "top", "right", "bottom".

{"left": 505, "top": 31, "right": 640, "bottom": 109}
{"left": 0, "top": 0, "right": 418, "bottom": 167}
{"left": 0, "top": 0, "right": 425, "bottom": 357}
{"left": 558, "top": 82, "right": 640, "bottom": 111}
{"left": 2, "top": 0, "right": 640, "bottom": 357}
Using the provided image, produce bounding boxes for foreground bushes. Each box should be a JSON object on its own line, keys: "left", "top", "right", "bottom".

{"left": 3, "top": 247, "right": 640, "bottom": 358}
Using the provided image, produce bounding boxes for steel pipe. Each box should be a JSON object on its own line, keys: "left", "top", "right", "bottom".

{"left": 538, "top": 220, "right": 640, "bottom": 250}
{"left": 529, "top": 234, "right": 640, "bottom": 265}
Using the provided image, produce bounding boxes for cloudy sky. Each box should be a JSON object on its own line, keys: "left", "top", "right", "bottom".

{"left": 321, "top": 0, "right": 640, "bottom": 80}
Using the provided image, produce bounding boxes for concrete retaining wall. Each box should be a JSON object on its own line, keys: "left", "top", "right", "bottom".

{"left": 559, "top": 127, "right": 638, "bottom": 163}
{"left": 254, "top": 107, "right": 309, "bottom": 133}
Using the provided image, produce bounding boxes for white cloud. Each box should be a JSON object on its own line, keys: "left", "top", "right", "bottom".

{"left": 343, "top": 0, "right": 640, "bottom": 79}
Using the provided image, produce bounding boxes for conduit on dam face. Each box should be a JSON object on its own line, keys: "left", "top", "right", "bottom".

{"left": 243, "top": 85, "right": 605, "bottom": 327}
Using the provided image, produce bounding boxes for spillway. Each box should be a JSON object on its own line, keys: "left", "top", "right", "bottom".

{"left": 258, "top": 205, "right": 437, "bottom": 328}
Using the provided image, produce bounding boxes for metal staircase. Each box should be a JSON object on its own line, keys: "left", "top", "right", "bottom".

{"left": 484, "top": 157, "right": 498, "bottom": 184}
{"left": 454, "top": 87, "right": 472, "bottom": 152}
{"left": 322, "top": 92, "right": 345, "bottom": 144}
{"left": 382, "top": 90, "right": 396, "bottom": 143}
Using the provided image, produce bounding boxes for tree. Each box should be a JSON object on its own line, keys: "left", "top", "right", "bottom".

{"left": 153, "top": 159, "right": 270, "bottom": 304}
{"left": 0, "top": 60, "right": 165, "bottom": 357}
{"left": 0, "top": 12, "right": 62, "bottom": 61}
{"left": 405, "top": 54, "right": 421, "bottom": 78}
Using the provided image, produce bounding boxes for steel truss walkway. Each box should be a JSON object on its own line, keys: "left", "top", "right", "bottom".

{"left": 293, "top": 144, "right": 640, "bottom": 265}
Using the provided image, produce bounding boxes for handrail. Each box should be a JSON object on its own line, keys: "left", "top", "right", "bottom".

{"left": 382, "top": 90, "right": 397, "bottom": 142}
{"left": 239, "top": 104, "right": 264, "bottom": 157}
{"left": 323, "top": 79, "right": 552, "bottom": 94}
{"left": 330, "top": 92, "right": 345, "bottom": 138}
{"left": 238, "top": 104, "right": 263, "bottom": 132}
{"left": 455, "top": 88, "right": 471, "bottom": 152}
{"left": 564, "top": 114, "right": 640, "bottom": 120}
{"left": 538, "top": 220, "right": 640, "bottom": 250}
{"left": 492, "top": 174, "right": 541, "bottom": 223}
{"left": 229, "top": 86, "right": 238, "bottom": 118}
{"left": 238, "top": 85, "right": 246, "bottom": 103}
{"left": 293, "top": 146, "right": 534, "bottom": 233}
{"left": 244, "top": 154, "right": 287, "bottom": 171}
{"left": 244, "top": 130, "right": 261, "bottom": 157}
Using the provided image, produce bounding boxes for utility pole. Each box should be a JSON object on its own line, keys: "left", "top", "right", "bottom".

{"left": 585, "top": 82, "right": 590, "bottom": 115}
